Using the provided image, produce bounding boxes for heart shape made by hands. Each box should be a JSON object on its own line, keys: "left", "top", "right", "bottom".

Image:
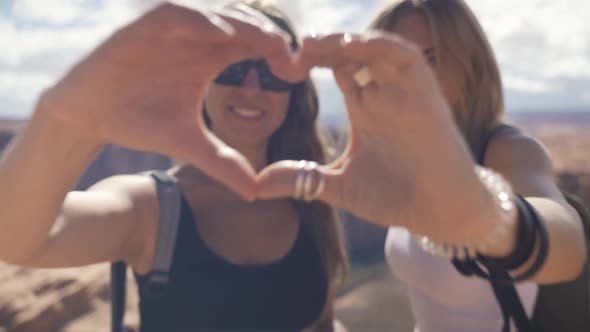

{"left": 40, "top": 1, "right": 484, "bottom": 241}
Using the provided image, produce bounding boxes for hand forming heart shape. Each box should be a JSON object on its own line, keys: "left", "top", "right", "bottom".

{"left": 37, "top": 3, "right": 493, "bottom": 242}
{"left": 257, "top": 33, "right": 494, "bottom": 244}
{"left": 38, "top": 3, "right": 306, "bottom": 200}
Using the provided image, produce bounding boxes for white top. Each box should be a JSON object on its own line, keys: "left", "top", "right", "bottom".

{"left": 385, "top": 227, "right": 538, "bottom": 332}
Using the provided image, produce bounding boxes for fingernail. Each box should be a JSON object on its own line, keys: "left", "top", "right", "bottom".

{"left": 265, "top": 23, "right": 292, "bottom": 45}
{"left": 341, "top": 33, "right": 354, "bottom": 45}
{"left": 207, "top": 13, "right": 235, "bottom": 35}
{"left": 262, "top": 21, "right": 276, "bottom": 33}
{"left": 308, "top": 29, "right": 320, "bottom": 39}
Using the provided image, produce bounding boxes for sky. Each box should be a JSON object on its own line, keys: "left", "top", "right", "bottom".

{"left": 0, "top": 0, "right": 589, "bottom": 123}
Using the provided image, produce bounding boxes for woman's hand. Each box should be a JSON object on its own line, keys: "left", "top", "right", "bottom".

{"left": 36, "top": 3, "right": 298, "bottom": 199}
{"left": 258, "top": 32, "right": 498, "bottom": 244}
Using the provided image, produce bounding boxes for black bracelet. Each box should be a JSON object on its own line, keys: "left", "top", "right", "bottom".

{"left": 479, "top": 194, "right": 537, "bottom": 271}
{"left": 452, "top": 195, "right": 550, "bottom": 284}
{"left": 502, "top": 196, "right": 549, "bottom": 282}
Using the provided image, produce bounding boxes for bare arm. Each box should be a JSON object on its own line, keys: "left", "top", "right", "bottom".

{"left": 256, "top": 33, "right": 586, "bottom": 285}
{"left": 484, "top": 132, "right": 586, "bottom": 284}
{"left": 0, "top": 110, "right": 155, "bottom": 269}
{"left": 21, "top": 173, "right": 156, "bottom": 269}
{"left": 0, "top": 111, "right": 103, "bottom": 264}
{"left": 0, "top": 3, "right": 297, "bottom": 267}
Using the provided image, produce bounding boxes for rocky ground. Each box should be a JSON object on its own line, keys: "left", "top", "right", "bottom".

{"left": 0, "top": 262, "right": 413, "bottom": 332}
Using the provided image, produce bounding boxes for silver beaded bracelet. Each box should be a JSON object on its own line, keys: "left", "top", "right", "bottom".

{"left": 414, "top": 165, "right": 518, "bottom": 261}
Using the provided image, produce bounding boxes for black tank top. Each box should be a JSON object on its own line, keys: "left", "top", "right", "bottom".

{"left": 134, "top": 196, "right": 328, "bottom": 332}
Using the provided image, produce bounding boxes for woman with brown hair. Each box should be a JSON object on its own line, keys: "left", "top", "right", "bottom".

{"left": 0, "top": 1, "right": 346, "bottom": 331}
{"left": 258, "top": 0, "right": 586, "bottom": 331}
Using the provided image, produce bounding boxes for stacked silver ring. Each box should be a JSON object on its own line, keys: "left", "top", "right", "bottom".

{"left": 293, "top": 160, "right": 325, "bottom": 202}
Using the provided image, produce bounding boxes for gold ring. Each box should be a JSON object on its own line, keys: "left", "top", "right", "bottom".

{"left": 353, "top": 66, "right": 373, "bottom": 87}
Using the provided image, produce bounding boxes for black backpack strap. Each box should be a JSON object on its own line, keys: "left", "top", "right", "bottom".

{"left": 111, "top": 261, "right": 127, "bottom": 332}
{"left": 490, "top": 270, "right": 534, "bottom": 332}
{"left": 110, "top": 170, "right": 181, "bottom": 332}
{"left": 145, "top": 170, "right": 182, "bottom": 295}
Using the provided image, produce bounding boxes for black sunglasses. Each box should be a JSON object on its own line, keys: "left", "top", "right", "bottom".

{"left": 214, "top": 59, "right": 300, "bottom": 92}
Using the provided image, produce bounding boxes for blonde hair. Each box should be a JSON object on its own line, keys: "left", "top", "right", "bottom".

{"left": 369, "top": 0, "right": 504, "bottom": 156}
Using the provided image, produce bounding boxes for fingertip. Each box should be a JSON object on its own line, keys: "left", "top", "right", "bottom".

{"left": 206, "top": 13, "right": 235, "bottom": 36}
{"left": 341, "top": 33, "right": 353, "bottom": 45}
{"left": 340, "top": 33, "right": 362, "bottom": 46}
{"left": 240, "top": 183, "right": 258, "bottom": 203}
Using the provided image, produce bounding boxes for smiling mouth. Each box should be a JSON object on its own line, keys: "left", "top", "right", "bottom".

{"left": 228, "top": 106, "right": 266, "bottom": 122}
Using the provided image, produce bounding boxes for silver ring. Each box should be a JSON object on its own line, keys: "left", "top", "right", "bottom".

{"left": 303, "top": 161, "right": 318, "bottom": 202}
{"left": 353, "top": 66, "right": 373, "bottom": 87}
{"left": 294, "top": 160, "right": 307, "bottom": 200}
{"left": 293, "top": 160, "right": 325, "bottom": 202}
{"left": 307, "top": 170, "right": 325, "bottom": 201}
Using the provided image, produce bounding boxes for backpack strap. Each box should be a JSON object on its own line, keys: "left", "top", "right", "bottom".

{"left": 111, "top": 261, "right": 127, "bottom": 332}
{"left": 145, "top": 170, "right": 182, "bottom": 293}
{"left": 110, "top": 170, "right": 181, "bottom": 332}
{"left": 490, "top": 270, "right": 533, "bottom": 332}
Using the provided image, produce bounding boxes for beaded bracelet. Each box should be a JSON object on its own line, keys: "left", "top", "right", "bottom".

{"left": 414, "top": 166, "right": 518, "bottom": 261}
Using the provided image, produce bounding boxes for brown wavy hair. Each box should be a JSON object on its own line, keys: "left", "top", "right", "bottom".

{"left": 369, "top": 0, "right": 505, "bottom": 157}
{"left": 221, "top": 0, "right": 349, "bottom": 285}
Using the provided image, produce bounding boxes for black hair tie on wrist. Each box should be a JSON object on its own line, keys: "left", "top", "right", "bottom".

{"left": 501, "top": 196, "right": 549, "bottom": 282}
{"left": 452, "top": 195, "right": 550, "bottom": 284}
{"left": 480, "top": 194, "right": 537, "bottom": 271}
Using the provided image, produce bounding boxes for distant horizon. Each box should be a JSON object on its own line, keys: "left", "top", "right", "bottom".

{"left": 1, "top": 108, "right": 588, "bottom": 124}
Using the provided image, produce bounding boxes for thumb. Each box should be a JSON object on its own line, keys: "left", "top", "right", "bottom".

{"left": 176, "top": 126, "right": 258, "bottom": 201}
{"left": 266, "top": 54, "right": 310, "bottom": 83}
{"left": 333, "top": 63, "right": 365, "bottom": 121}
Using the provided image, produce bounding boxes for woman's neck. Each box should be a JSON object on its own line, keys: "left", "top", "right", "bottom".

{"left": 174, "top": 141, "right": 268, "bottom": 184}
{"left": 238, "top": 143, "right": 268, "bottom": 172}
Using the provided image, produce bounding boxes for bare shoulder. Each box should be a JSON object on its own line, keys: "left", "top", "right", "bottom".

{"left": 484, "top": 126, "right": 553, "bottom": 174}
{"left": 86, "top": 173, "right": 161, "bottom": 272}
{"left": 483, "top": 125, "right": 564, "bottom": 199}
{"left": 88, "top": 173, "right": 157, "bottom": 196}
{"left": 84, "top": 172, "right": 163, "bottom": 221}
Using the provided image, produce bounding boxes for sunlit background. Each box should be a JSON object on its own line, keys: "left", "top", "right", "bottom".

{"left": 0, "top": 2, "right": 589, "bottom": 331}
{"left": 1, "top": 0, "right": 589, "bottom": 124}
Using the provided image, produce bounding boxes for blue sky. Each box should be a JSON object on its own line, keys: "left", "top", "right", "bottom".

{"left": 1, "top": 0, "right": 589, "bottom": 123}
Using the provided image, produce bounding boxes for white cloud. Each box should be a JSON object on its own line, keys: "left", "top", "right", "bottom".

{"left": 502, "top": 73, "right": 554, "bottom": 94}
{"left": 0, "top": 0, "right": 589, "bottom": 119}
{"left": 12, "top": 0, "right": 88, "bottom": 25}
{"left": 0, "top": 72, "right": 53, "bottom": 101}
{"left": 276, "top": 0, "right": 374, "bottom": 34}
{"left": 469, "top": 0, "right": 590, "bottom": 109}
{"left": 0, "top": 71, "right": 53, "bottom": 116}
{"left": 0, "top": 18, "right": 18, "bottom": 66}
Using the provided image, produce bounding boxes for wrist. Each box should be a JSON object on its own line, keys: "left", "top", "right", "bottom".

{"left": 414, "top": 166, "right": 519, "bottom": 260}
{"left": 30, "top": 95, "right": 105, "bottom": 161}
{"left": 475, "top": 192, "right": 519, "bottom": 258}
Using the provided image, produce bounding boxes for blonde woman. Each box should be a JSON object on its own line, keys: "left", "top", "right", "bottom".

{"left": 0, "top": 2, "right": 347, "bottom": 331}
{"left": 258, "top": 0, "right": 586, "bottom": 331}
